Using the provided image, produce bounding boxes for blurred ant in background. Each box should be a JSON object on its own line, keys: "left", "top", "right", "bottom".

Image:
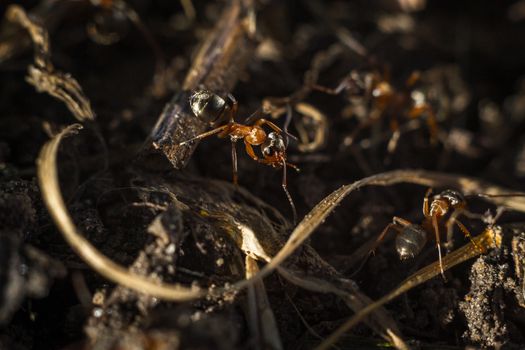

{"left": 180, "top": 90, "right": 299, "bottom": 223}
{"left": 261, "top": 44, "right": 439, "bottom": 157}
{"left": 313, "top": 65, "right": 439, "bottom": 153}
{"left": 371, "top": 189, "right": 483, "bottom": 279}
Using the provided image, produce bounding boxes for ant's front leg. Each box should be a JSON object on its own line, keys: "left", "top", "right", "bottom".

{"left": 408, "top": 104, "right": 439, "bottom": 145}
{"left": 423, "top": 188, "right": 433, "bottom": 217}
{"left": 254, "top": 118, "right": 282, "bottom": 133}
{"left": 431, "top": 214, "right": 446, "bottom": 280}
{"left": 311, "top": 77, "right": 352, "bottom": 95}
{"left": 244, "top": 140, "right": 259, "bottom": 161}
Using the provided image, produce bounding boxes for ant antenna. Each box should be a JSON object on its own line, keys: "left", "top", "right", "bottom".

{"left": 283, "top": 104, "right": 293, "bottom": 148}
{"left": 474, "top": 193, "right": 525, "bottom": 198}
{"left": 282, "top": 157, "right": 297, "bottom": 225}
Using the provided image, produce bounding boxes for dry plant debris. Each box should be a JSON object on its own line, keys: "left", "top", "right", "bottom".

{"left": 2, "top": 1, "right": 525, "bottom": 349}
{"left": 7, "top": 5, "right": 95, "bottom": 122}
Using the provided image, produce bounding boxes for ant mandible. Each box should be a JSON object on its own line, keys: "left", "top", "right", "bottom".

{"left": 180, "top": 89, "right": 299, "bottom": 223}
{"left": 313, "top": 67, "right": 438, "bottom": 152}
{"left": 373, "top": 189, "right": 483, "bottom": 279}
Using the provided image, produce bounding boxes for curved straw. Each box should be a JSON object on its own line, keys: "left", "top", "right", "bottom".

{"left": 37, "top": 124, "right": 525, "bottom": 304}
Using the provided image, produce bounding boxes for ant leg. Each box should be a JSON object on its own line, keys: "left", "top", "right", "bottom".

{"left": 408, "top": 104, "right": 438, "bottom": 145}
{"left": 346, "top": 216, "right": 407, "bottom": 275}
{"left": 244, "top": 140, "right": 259, "bottom": 161}
{"left": 255, "top": 118, "right": 282, "bottom": 133}
{"left": 281, "top": 157, "right": 297, "bottom": 225}
{"left": 178, "top": 125, "right": 229, "bottom": 145}
{"left": 231, "top": 140, "right": 239, "bottom": 185}
{"left": 454, "top": 218, "right": 485, "bottom": 254}
{"left": 423, "top": 188, "right": 433, "bottom": 217}
{"left": 386, "top": 114, "right": 401, "bottom": 153}
{"left": 256, "top": 118, "right": 298, "bottom": 142}
{"left": 311, "top": 78, "right": 351, "bottom": 95}
{"left": 369, "top": 216, "right": 409, "bottom": 255}
{"left": 226, "top": 93, "right": 239, "bottom": 123}
{"left": 425, "top": 108, "right": 439, "bottom": 145}
{"left": 344, "top": 116, "right": 378, "bottom": 147}
{"left": 431, "top": 215, "right": 446, "bottom": 280}
{"left": 386, "top": 129, "right": 402, "bottom": 154}
{"left": 405, "top": 71, "right": 421, "bottom": 88}
{"left": 244, "top": 107, "right": 263, "bottom": 125}
{"left": 285, "top": 162, "right": 300, "bottom": 172}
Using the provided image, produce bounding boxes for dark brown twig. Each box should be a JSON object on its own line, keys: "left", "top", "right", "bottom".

{"left": 143, "top": 0, "right": 258, "bottom": 168}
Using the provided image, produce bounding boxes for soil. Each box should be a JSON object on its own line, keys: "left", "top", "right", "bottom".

{"left": 2, "top": 1, "right": 525, "bottom": 349}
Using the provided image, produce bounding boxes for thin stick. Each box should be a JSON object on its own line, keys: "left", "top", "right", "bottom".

{"left": 146, "top": 0, "right": 258, "bottom": 168}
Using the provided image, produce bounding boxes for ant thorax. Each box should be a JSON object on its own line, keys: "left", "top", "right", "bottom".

{"left": 245, "top": 126, "right": 266, "bottom": 145}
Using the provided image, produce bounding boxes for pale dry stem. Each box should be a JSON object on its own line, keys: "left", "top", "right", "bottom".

{"left": 7, "top": 5, "right": 95, "bottom": 122}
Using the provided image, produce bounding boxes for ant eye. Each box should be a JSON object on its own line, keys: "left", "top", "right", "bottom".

{"left": 189, "top": 90, "right": 226, "bottom": 124}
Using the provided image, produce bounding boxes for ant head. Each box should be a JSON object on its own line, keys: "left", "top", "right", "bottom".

{"left": 189, "top": 90, "right": 226, "bottom": 124}
{"left": 262, "top": 132, "right": 286, "bottom": 158}
{"left": 435, "top": 189, "right": 466, "bottom": 209}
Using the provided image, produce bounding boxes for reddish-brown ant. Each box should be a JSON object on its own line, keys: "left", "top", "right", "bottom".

{"left": 180, "top": 89, "right": 299, "bottom": 223}
{"left": 373, "top": 189, "right": 483, "bottom": 279}
{"left": 313, "top": 66, "right": 438, "bottom": 152}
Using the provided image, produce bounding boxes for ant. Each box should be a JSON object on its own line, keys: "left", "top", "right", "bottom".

{"left": 313, "top": 66, "right": 438, "bottom": 152}
{"left": 373, "top": 189, "right": 483, "bottom": 279}
{"left": 180, "top": 89, "right": 299, "bottom": 223}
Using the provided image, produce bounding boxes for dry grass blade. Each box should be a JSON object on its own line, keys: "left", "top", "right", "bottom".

{"left": 315, "top": 227, "right": 502, "bottom": 350}
{"left": 7, "top": 5, "right": 95, "bottom": 122}
{"left": 36, "top": 131, "right": 525, "bottom": 312}
{"left": 37, "top": 124, "right": 202, "bottom": 300}
{"left": 245, "top": 256, "right": 283, "bottom": 350}
{"left": 277, "top": 267, "right": 408, "bottom": 350}
{"left": 249, "top": 170, "right": 525, "bottom": 288}
{"left": 36, "top": 123, "right": 281, "bottom": 302}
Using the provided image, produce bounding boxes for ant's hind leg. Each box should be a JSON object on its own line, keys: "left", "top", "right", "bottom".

{"left": 369, "top": 216, "right": 409, "bottom": 255}
{"left": 178, "top": 125, "right": 229, "bottom": 145}
{"left": 344, "top": 217, "right": 406, "bottom": 275}
{"left": 244, "top": 140, "right": 259, "bottom": 161}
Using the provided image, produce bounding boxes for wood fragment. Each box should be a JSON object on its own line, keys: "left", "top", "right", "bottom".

{"left": 144, "top": 0, "right": 258, "bottom": 168}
